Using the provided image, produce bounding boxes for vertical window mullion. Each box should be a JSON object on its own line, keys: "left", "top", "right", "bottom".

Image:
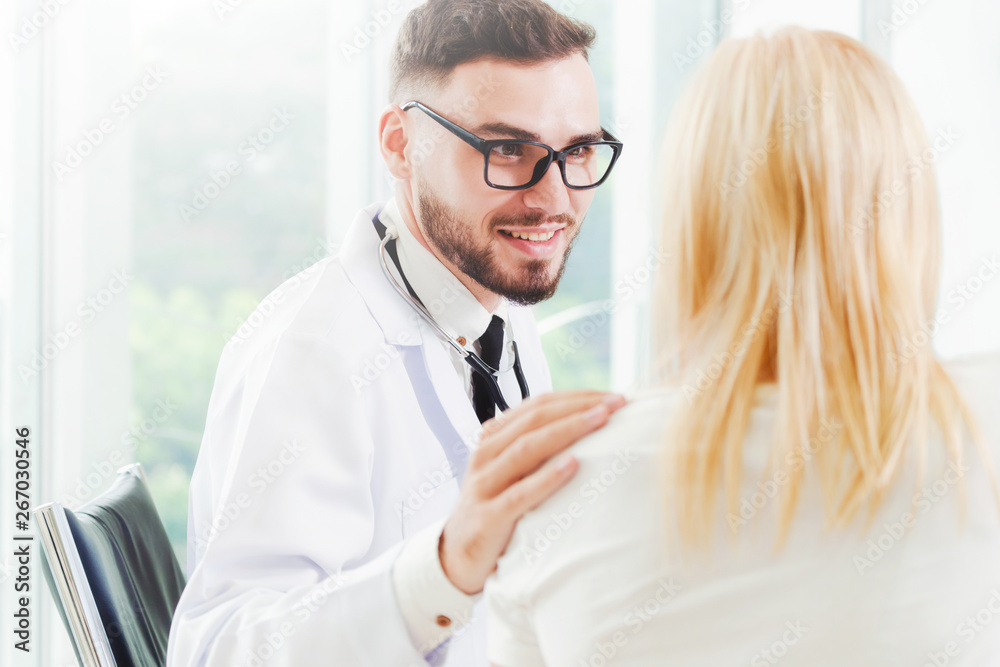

{"left": 610, "top": 0, "right": 657, "bottom": 392}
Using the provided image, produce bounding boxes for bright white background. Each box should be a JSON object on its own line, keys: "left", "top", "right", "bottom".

{"left": 0, "top": 0, "right": 997, "bottom": 664}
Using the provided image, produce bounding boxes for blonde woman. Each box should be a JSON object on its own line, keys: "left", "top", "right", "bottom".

{"left": 485, "top": 27, "right": 1000, "bottom": 666}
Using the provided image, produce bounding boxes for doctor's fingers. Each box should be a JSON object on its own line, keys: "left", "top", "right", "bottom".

{"left": 473, "top": 397, "right": 622, "bottom": 499}
{"left": 475, "top": 390, "right": 623, "bottom": 462}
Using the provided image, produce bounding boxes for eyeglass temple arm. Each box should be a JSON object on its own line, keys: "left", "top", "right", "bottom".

{"left": 400, "top": 101, "right": 487, "bottom": 153}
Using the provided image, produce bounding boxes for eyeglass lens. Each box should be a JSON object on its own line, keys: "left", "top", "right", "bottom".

{"left": 486, "top": 142, "right": 615, "bottom": 188}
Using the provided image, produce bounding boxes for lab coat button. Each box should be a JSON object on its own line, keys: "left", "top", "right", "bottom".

{"left": 435, "top": 615, "right": 452, "bottom": 627}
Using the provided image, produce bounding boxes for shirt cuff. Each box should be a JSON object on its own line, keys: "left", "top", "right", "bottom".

{"left": 392, "top": 518, "right": 481, "bottom": 655}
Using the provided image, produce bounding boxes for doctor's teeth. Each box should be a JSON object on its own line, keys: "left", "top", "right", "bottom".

{"left": 504, "top": 230, "right": 556, "bottom": 241}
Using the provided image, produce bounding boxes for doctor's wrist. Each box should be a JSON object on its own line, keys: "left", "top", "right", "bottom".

{"left": 392, "top": 519, "right": 480, "bottom": 654}
{"left": 439, "top": 521, "right": 484, "bottom": 595}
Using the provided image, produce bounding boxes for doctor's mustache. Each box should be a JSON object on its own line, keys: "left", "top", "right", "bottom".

{"left": 488, "top": 211, "right": 578, "bottom": 232}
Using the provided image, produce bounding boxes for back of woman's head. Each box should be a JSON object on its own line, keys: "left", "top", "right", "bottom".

{"left": 653, "top": 27, "right": 992, "bottom": 546}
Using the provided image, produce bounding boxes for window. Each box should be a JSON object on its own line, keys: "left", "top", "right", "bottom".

{"left": 887, "top": 0, "right": 1000, "bottom": 357}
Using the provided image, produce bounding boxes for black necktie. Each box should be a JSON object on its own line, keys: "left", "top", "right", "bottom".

{"left": 472, "top": 315, "right": 505, "bottom": 423}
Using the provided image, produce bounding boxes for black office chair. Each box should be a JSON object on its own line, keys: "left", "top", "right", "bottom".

{"left": 33, "top": 463, "right": 186, "bottom": 667}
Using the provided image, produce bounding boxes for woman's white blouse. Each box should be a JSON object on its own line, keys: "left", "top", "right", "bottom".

{"left": 486, "top": 352, "right": 1000, "bottom": 666}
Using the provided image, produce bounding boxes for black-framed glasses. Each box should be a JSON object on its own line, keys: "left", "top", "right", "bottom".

{"left": 402, "top": 101, "right": 623, "bottom": 191}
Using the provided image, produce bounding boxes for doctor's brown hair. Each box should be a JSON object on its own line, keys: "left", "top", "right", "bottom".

{"left": 390, "top": 0, "right": 596, "bottom": 101}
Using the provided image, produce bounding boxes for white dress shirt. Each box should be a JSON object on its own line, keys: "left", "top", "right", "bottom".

{"left": 486, "top": 351, "right": 1000, "bottom": 666}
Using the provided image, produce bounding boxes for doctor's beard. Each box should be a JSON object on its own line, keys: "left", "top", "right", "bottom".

{"left": 417, "top": 188, "right": 578, "bottom": 306}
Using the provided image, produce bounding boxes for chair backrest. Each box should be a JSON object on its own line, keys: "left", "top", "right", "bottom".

{"left": 34, "top": 463, "right": 186, "bottom": 667}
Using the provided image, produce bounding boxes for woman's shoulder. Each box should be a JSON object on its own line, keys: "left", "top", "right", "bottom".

{"left": 569, "top": 383, "right": 778, "bottom": 463}
{"left": 566, "top": 386, "right": 684, "bottom": 463}
{"left": 942, "top": 348, "right": 1000, "bottom": 381}
{"left": 941, "top": 349, "right": 1000, "bottom": 432}
{"left": 495, "top": 390, "right": 681, "bottom": 593}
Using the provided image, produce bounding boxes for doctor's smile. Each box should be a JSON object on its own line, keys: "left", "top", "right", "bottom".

{"left": 496, "top": 224, "right": 566, "bottom": 259}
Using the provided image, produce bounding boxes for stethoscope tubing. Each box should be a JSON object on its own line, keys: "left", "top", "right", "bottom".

{"left": 374, "top": 218, "right": 529, "bottom": 413}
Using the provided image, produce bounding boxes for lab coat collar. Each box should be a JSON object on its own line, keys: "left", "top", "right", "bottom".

{"left": 339, "top": 202, "right": 424, "bottom": 347}
{"left": 340, "top": 203, "right": 483, "bottom": 452}
{"left": 381, "top": 197, "right": 508, "bottom": 344}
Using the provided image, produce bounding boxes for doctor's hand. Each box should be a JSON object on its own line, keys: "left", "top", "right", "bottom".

{"left": 439, "top": 391, "right": 627, "bottom": 595}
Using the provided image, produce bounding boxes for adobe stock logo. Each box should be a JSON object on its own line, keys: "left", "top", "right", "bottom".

{"left": 18, "top": 269, "right": 134, "bottom": 382}
{"left": 179, "top": 108, "right": 295, "bottom": 223}
{"left": 8, "top": 0, "right": 72, "bottom": 54}
{"left": 339, "top": 1, "right": 410, "bottom": 63}
{"left": 52, "top": 66, "right": 169, "bottom": 181}
{"left": 852, "top": 460, "right": 968, "bottom": 575}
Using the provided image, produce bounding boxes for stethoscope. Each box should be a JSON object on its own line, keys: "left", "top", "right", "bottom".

{"left": 372, "top": 212, "right": 530, "bottom": 412}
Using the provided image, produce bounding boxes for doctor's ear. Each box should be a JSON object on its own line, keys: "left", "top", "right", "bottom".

{"left": 379, "top": 104, "right": 413, "bottom": 180}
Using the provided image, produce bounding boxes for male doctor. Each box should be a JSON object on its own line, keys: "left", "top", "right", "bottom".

{"left": 167, "top": 0, "right": 624, "bottom": 664}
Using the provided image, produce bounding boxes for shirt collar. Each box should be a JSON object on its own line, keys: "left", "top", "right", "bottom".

{"left": 381, "top": 197, "right": 508, "bottom": 343}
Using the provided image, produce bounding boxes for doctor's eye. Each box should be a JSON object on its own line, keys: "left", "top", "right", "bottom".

{"left": 490, "top": 143, "right": 526, "bottom": 160}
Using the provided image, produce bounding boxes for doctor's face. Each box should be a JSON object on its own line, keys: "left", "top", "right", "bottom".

{"left": 406, "top": 55, "right": 601, "bottom": 306}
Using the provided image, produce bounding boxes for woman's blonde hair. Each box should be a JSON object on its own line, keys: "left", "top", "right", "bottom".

{"left": 653, "top": 27, "right": 996, "bottom": 547}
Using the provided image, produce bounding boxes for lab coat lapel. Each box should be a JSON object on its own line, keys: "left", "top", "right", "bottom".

{"left": 340, "top": 203, "right": 423, "bottom": 348}
{"left": 341, "top": 203, "right": 480, "bottom": 480}
{"left": 419, "top": 324, "right": 481, "bottom": 481}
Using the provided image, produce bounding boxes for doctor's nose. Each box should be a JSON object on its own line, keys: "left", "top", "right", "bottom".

{"left": 521, "top": 160, "right": 571, "bottom": 215}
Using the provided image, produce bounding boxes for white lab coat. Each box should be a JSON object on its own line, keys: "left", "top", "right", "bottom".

{"left": 166, "top": 203, "right": 552, "bottom": 666}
